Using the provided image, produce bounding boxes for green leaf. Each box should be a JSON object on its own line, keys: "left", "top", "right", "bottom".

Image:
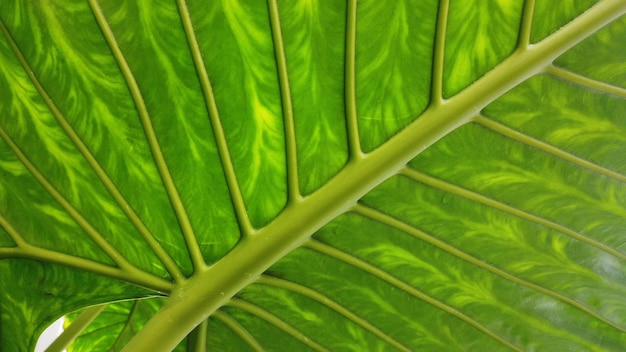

{"left": 1, "top": 0, "right": 625, "bottom": 351}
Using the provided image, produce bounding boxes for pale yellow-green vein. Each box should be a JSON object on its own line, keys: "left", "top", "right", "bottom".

{"left": 545, "top": 64, "right": 626, "bottom": 99}
{"left": 0, "top": 215, "right": 172, "bottom": 293}
{"left": 352, "top": 204, "right": 626, "bottom": 333}
{"left": 474, "top": 115, "right": 626, "bottom": 183}
{"left": 268, "top": 0, "right": 300, "bottom": 203}
{"left": 213, "top": 310, "right": 265, "bottom": 352}
{"left": 187, "top": 320, "right": 208, "bottom": 352}
{"left": 0, "top": 125, "right": 134, "bottom": 269}
{"left": 430, "top": 0, "right": 449, "bottom": 106}
{"left": 175, "top": 0, "right": 254, "bottom": 237}
{"left": 0, "top": 247, "right": 19, "bottom": 257}
{"left": 256, "top": 275, "right": 412, "bottom": 352}
{"left": 304, "top": 239, "right": 522, "bottom": 352}
{"left": 345, "top": 0, "right": 361, "bottom": 160}
{"left": 517, "top": 0, "right": 536, "bottom": 49}
{"left": 402, "top": 168, "right": 626, "bottom": 262}
{"left": 228, "top": 298, "right": 328, "bottom": 352}
{"left": 88, "top": 0, "right": 205, "bottom": 271}
{"left": 0, "top": 17, "right": 185, "bottom": 283}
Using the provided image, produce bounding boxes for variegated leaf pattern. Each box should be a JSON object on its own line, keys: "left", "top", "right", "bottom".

{"left": 0, "top": 0, "right": 625, "bottom": 351}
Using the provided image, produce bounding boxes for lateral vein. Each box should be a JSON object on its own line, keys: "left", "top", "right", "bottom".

{"left": 268, "top": 0, "right": 300, "bottom": 204}
{"left": 344, "top": 0, "right": 361, "bottom": 160}
{"left": 430, "top": 0, "right": 449, "bottom": 106}
{"left": 517, "top": 0, "right": 536, "bottom": 49}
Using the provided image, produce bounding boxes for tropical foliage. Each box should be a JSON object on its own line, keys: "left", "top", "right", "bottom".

{"left": 0, "top": 0, "right": 625, "bottom": 350}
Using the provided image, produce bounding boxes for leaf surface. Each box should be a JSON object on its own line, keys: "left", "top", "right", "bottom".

{"left": 0, "top": 0, "right": 625, "bottom": 351}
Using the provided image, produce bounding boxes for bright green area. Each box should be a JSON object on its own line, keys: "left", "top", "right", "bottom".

{"left": 442, "top": 0, "right": 523, "bottom": 97}
{"left": 0, "top": 0, "right": 624, "bottom": 351}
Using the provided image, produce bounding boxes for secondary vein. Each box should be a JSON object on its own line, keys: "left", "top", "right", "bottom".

{"left": 344, "top": 0, "right": 361, "bottom": 160}
{"left": 268, "top": 0, "right": 300, "bottom": 204}
{"left": 430, "top": 0, "right": 449, "bottom": 106}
